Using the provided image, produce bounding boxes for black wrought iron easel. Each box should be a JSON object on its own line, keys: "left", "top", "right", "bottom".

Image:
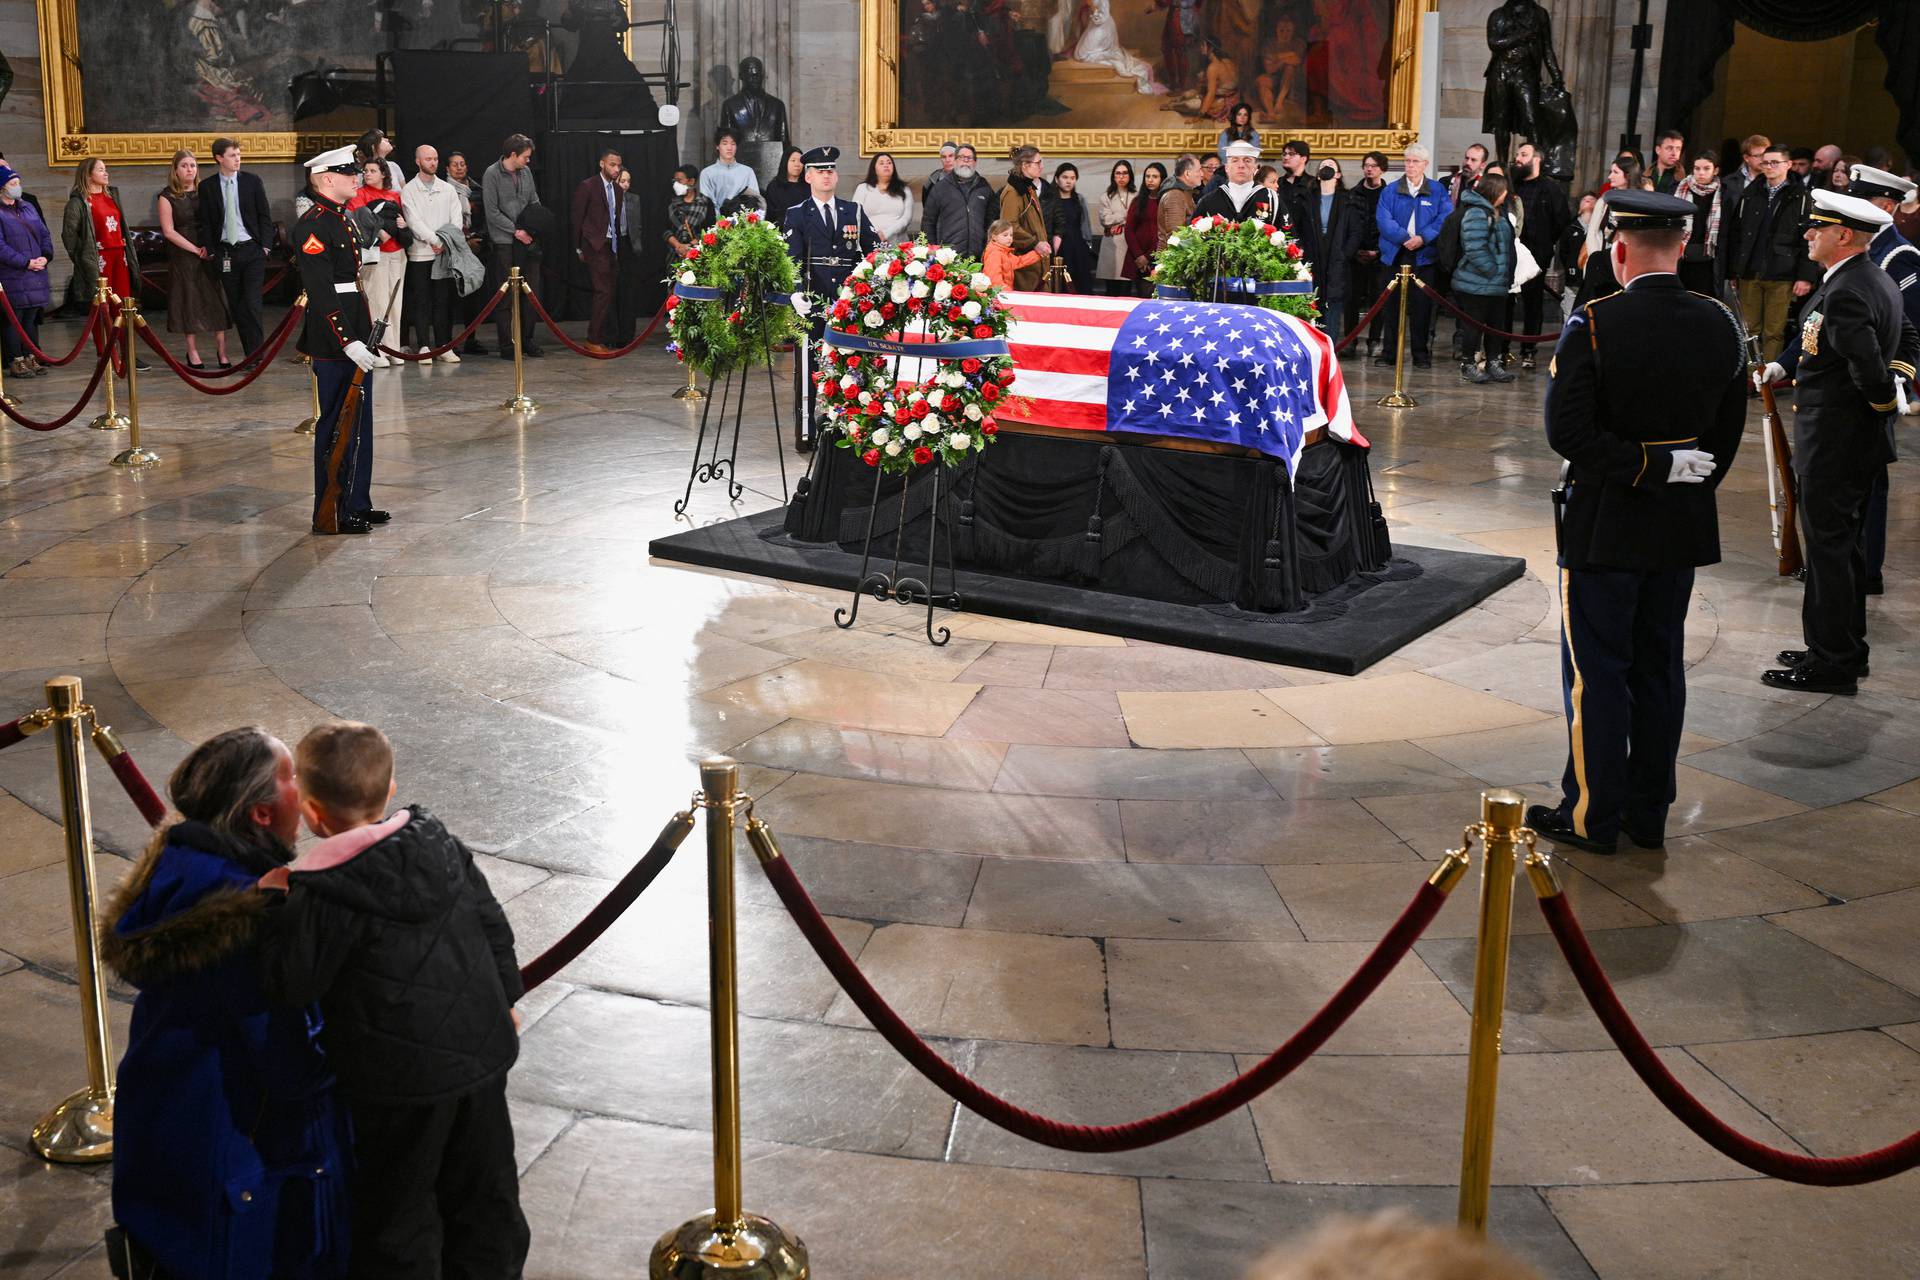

{"left": 675, "top": 289, "right": 790, "bottom": 517}
{"left": 834, "top": 462, "right": 965, "bottom": 646}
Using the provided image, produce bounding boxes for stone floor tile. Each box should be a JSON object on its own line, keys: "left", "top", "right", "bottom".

{"left": 7, "top": 540, "right": 180, "bottom": 579}
{"left": 1118, "top": 796, "right": 1416, "bottom": 865}
{"left": 943, "top": 1040, "right": 1270, "bottom": 1180}
{"left": 758, "top": 771, "right": 1125, "bottom": 860}
{"left": 945, "top": 615, "right": 1128, "bottom": 646}
{"left": 1557, "top": 837, "right": 1830, "bottom": 923}
{"left": 1763, "top": 689, "right": 1920, "bottom": 766}
{"left": 1770, "top": 888, "right": 1920, "bottom": 995}
{"left": 1108, "top": 936, "right": 1467, "bottom": 1055}
{"left": 371, "top": 573, "right": 504, "bottom": 634}
{"left": 1418, "top": 917, "right": 1920, "bottom": 1054}
{"left": 507, "top": 1098, "right": 574, "bottom": 1177}
{"left": 1262, "top": 672, "right": 1547, "bottom": 744}
{"left": 1140, "top": 1180, "right": 1594, "bottom": 1280}
{"left": 507, "top": 669, "right": 787, "bottom": 755}
{"left": 1688, "top": 1030, "right": 1920, "bottom": 1156}
{"left": 244, "top": 605, "right": 423, "bottom": 684}
{"left": 390, "top": 625, "right": 600, "bottom": 701}
{"left": 1662, "top": 764, "right": 1811, "bottom": 836}
{"left": 1041, "top": 644, "right": 1295, "bottom": 692}
{"left": 729, "top": 833, "right": 979, "bottom": 927}
{"left": 106, "top": 587, "right": 246, "bottom": 638}
{"left": 703, "top": 660, "right": 979, "bottom": 737}
{"left": 758, "top": 625, "right": 992, "bottom": 682}
{"left": 0, "top": 576, "right": 133, "bottom": 620}
{"left": 946, "top": 686, "right": 1131, "bottom": 746}
{"left": 1245, "top": 1047, "right": 1787, "bottom": 1185}
{"left": 822, "top": 924, "right": 1108, "bottom": 1046}
{"left": 0, "top": 970, "right": 134, "bottom": 1155}
{"left": 1355, "top": 783, "right": 1556, "bottom": 859}
{"left": 1696, "top": 801, "right": 1920, "bottom": 899}
{"left": 0, "top": 615, "right": 107, "bottom": 673}
{"left": 1547, "top": 1179, "right": 1920, "bottom": 1280}
{"left": 511, "top": 989, "right": 954, "bottom": 1159}
{"left": 1683, "top": 731, "right": 1920, "bottom": 808}
{"left": 106, "top": 628, "right": 263, "bottom": 685}
{"left": 1419, "top": 639, "right": 1570, "bottom": 715}
{"left": 1867, "top": 777, "right": 1920, "bottom": 815}
{"left": 732, "top": 721, "right": 1007, "bottom": 791}
{"left": 1117, "top": 689, "right": 1324, "bottom": 749}
{"left": 518, "top": 1116, "right": 1146, "bottom": 1280}
{"left": 1246, "top": 741, "right": 1481, "bottom": 801}
{"left": 1271, "top": 858, "right": 1656, "bottom": 942}
{"left": 123, "top": 668, "right": 336, "bottom": 753}
{"left": 0, "top": 795, "right": 68, "bottom": 881}
{"left": 0, "top": 1146, "right": 115, "bottom": 1280}
{"left": 991, "top": 743, "right": 1277, "bottom": 800}
{"left": 967, "top": 859, "right": 1299, "bottom": 940}
{"left": 954, "top": 641, "right": 1055, "bottom": 688}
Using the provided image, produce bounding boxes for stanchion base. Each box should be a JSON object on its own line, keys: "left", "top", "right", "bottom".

{"left": 293, "top": 416, "right": 318, "bottom": 436}
{"left": 501, "top": 394, "right": 540, "bottom": 415}
{"left": 110, "top": 446, "right": 161, "bottom": 469}
{"left": 672, "top": 383, "right": 707, "bottom": 401}
{"left": 1375, "top": 392, "right": 1420, "bottom": 408}
{"left": 650, "top": 1212, "right": 808, "bottom": 1279}
{"left": 30, "top": 1087, "right": 113, "bottom": 1164}
{"left": 0, "top": 392, "right": 17, "bottom": 410}
{"left": 88, "top": 412, "right": 131, "bottom": 432}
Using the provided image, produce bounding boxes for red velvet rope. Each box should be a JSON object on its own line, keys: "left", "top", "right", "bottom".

{"left": 376, "top": 284, "right": 509, "bottom": 360}
{"left": 0, "top": 294, "right": 104, "bottom": 366}
{"left": 175, "top": 306, "right": 307, "bottom": 379}
{"left": 106, "top": 308, "right": 127, "bottom": 377}
{"left": 761, "top": 849, "right": 1451, "bottom": 1152}
{"left": 0, "top": 716, "right": 31, "bottom": 752}
{"left": 137, "top": 304, "right": 303, "bottom": 395}
{"left": 102, "top": 747, "right": 168, "bottom": 827}
{"left": 0, "top": 342, "right": 116, "bottom": 431}
{"left": 520, "top": 286, "right": 662, "bottom": 359}
{"left": 1334, "top": 282, "right": 1399, "bottom": 354}
{"left": 1538, "top": 890, "right": 1920, "bottom": 1185}
{"left": 518, "top": 811, "right": 695, "bottom": 992}
{"left": 1410, "top": 276, "right": 1562, "bottom": 345}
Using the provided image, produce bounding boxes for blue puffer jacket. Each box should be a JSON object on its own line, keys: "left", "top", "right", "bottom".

{"left": 102, "top": 822, "right": 351, "bottom": 1280}
{"left": 1452, "top": 189, "right": 1516, "bottom": 297}
{"left": 1374, "top": 176, "right": 1452, "bottom": 267}
{"left": 0, "top": 198, "right": 55, "bottom": 308}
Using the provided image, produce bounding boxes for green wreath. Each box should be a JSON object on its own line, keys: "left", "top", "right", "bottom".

{"left": 665, "top": 211, "right": 807, "bottom": 376}
{"left": 1150, "top": 213, "right": 1319, "bottom": 323}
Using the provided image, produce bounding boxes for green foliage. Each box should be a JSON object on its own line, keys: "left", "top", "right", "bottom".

{"left": 665, "top": 213, "right": 806, "bottom": 375}
{"left": 1151, "top": 213, "right": 1320, "bottom": 322}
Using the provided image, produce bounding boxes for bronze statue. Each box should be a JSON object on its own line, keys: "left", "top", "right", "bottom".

{"left": 1482, "top": 0, "right": 1568, "bottom": 171}
{"left": 720, "top": 56, "right": 790, "bottom": 145}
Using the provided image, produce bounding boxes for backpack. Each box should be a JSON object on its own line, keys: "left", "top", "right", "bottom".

{"left": 1433, "top": 204, "right": 1468, "bottom": 292}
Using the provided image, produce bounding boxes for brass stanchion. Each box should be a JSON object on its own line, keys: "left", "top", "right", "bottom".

{"left": 1375, "top": 264, "right": 1418, "bottom": 409}
{"left": 650, "top": 757, "right": 808, "bottom": 1280}
{"left": 87, "top": 280, "right": 130, "bottom": 433}
{"left": 672, "top": 361, "right": 706, "bottom": 401}
{"left": 110, "top": 294, "right": 159, "bottom": 469}
{"left": 500, "top": 269, "right": 538, "bottom": 415}
{"left": 30, "top": 676, "right": 116, "bottom": 1164}
{"left": 1456, "top": 788, "right": 1529, "bottom": 1233}
{"left": 289, "top": 291, "right": 319, "bottom": 435}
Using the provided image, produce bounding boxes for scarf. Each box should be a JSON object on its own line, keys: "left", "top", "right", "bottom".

{"left": 1674, "top": 176, "right": 1723, "bottom": 254}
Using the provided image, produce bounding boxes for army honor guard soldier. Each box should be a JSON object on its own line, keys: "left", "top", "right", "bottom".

{"left": 297, "top": 146, "right": 385, "bottom": 535}
{"left": 1527, "top": 190, "right": 1749, "bottom": 854}
{"left": 782, "top": 145, "right": 880, "bottom": 450}
{"left": 1755, "top": 188, "right": 1920, "bottom": 694}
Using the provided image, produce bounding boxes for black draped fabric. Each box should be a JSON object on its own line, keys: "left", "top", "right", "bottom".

{"left": 392, "top": 52, "right": 534, "bottom": 200}
{"left": 1723, "top": 0, "right": 1875, "bottom": 40}
{"left": 786, "top": 430, "right": 1388, "bottom": 614}
{"left": 531, "top": 128, "right": 676, "bottom": 321}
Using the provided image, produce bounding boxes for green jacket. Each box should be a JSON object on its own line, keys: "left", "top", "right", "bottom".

{"left": 60, "top": 185, "right": 140, "bottom": 298}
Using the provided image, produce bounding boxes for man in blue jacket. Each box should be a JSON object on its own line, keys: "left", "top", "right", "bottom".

{"left": 1374, "top": 142, "right": 1452, "bottom": 368}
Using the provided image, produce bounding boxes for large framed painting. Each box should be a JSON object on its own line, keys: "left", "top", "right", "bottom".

{"left": 861, "top": 0, "right": 1425, "bottom": 158}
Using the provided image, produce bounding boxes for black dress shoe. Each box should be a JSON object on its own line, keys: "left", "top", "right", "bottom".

{"left": 187, "top": 360, "right": 206, "bottom": 373}
{"left": 1525, "top": 804, "right": 1617, "bottom": 854}
{"left": 1412, "top": 353, "right": 1432, "bottom": 368}
{"left": 1760, "top": 665, "right": 1857, "bottom": 695}
{"left": 1775, "top": 649, "right": 1868, "bottom": 678}
{"left": 313, "top": 517, "right": 373, "bottom": 536}
{"left": 355, "top": 509, "right": 392, "bottom": 524}
{"left": 523, "top": 345, "right": 545, "bottom": 358}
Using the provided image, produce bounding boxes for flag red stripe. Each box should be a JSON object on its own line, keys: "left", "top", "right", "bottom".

{"left": 1008, "top": 343, "right": 1111, "bottom": 377}
{"left": 1002, "top": 397, "right": 1109, "bottom": 432}
{"left": 1006, "top": 303, "right": 1132, "bottom": 328}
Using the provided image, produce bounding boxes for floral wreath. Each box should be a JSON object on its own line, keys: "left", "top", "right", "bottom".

{"left": 814, "top": 237, "right": 1022, "bottom": 475}
{"left": 1151, "top": 214, "right": 1318, "bottom": 323}
{"left": 665, "top": 211, "right": 809, "bottom": 375}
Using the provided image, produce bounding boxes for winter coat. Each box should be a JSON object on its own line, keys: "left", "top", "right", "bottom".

{"left": 1453, "top": 190, "right": 1516, "bottom": 297}
{"left": 1724, "top": 175, "right": 1817, "bottom": 284}
{"left": 1123, "top": 190, "right": 1161, "bottom": 280}
{"left": 60, "top": 185, "right": 140, "bottom": 297}
{"left": 0, "top": 197, "right": 55, "bottom": 308}
{"left": 999, "top": 174, "right": 1050, "bottom": 291}
{"left": 258, "top": 806, "right": 523, "bottom": 1106}
{"left": 1374, "top": 176, "right": 1452, "bottom": 267}
{"left": 430, "top": 225, "right": 487, "bottom": 294}
{"left": 102, "top": 821, "right": 355, "bottom": 1280}
{"left": 922, "top": 172, "right": 994, "bottom": 259}
{"left": 1296, "top": 185, "right": 1362, "bottom": 304}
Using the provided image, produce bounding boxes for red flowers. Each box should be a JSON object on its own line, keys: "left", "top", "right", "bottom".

{"left": 832, "top": 299, "right": 852, "bottom": 320}
{"left": 1286, "top": 243, "right": 1303, "bottom": 259}
{"left": 997, "top": 368, "right": 1016, "bottom": 386}
{"left": 863, "top": 448, "right": 881, "bottom": 466}
{"left": 881, "top": 302, "right": 896, "bottom": 319}
{"left": 981, "top": 383, "right": 1002, "bottom": 402}
{"left": 854, "top": 281, "right": 872, "bottom": 296}
{"left": 847, "top": 354, "right": 863, "bottom": 368}
{"left": 951, "top": 284, "right": 969, "bottom": 301}
{"left": 947, "top": 305, "right": 964, "bottom": 321}
{"left": 747, "top": 212, "right": 761, "bottom": 223}
{"left": 982, "top": 419, "right": 998, "bottom": 436}
{"left": 727, "top": 310, "right": 741, "bottom": 324}
{"left": 926, "top": 263, "right": 945, "bottom": 282}
{"left": 912, "top": 446, "right": 933, "bottom": 465}
{"left": 887, "top": 259, "right": 905, "bottom": 276}
{"left": 686, "top": 248, "right": 701, "bottom": 260}
{"left": 961, "top": 358, "right": 981, "bottom": 374}
{"left": 973, "top": 324, "right": 993, "bottom": 338}
{"left": 666, "top": 295, "right": 679, "bottom": 311}
{"left": 702, "top": 232, "right": 718, "bottom": 246}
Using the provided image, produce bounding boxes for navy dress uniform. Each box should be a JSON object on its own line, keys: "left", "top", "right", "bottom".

{"left": 1758, "top": 189, "right": 1920, "bottom": 693}
{"left": 295, "top": 146, "right": 384, "bottom": 536}
{"left": 1528, "top": 190, "right": 1748, "bottom": 854}
{"left": 1846, "top": 164, "right": 1920, "bottom": 593}
{"left": 782, "top": 146, "right": 880, "bottom": 451}
{"left": 1193, "top": 142, "right": 1285, "bottom": 225}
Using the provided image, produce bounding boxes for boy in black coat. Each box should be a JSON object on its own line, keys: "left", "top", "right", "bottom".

{"left": 260, "top": 722, "right": 528, "bottom": 1279}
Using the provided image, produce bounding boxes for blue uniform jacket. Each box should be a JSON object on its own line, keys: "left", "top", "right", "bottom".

{"left": 1374, "top": 177, "right": 1452, "bottom": 267}
{"left": 1870, "top": 224, "right": 1920, "bottom": 330}
{"left": 781, "top": 195, "right": 880, "bottom": 298}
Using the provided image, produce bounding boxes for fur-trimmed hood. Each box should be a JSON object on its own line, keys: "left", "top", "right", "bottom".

{"left": 100, "top": 823, "right": 279, "bottom": 991}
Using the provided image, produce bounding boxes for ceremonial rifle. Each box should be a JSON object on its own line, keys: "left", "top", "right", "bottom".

{"left": 1746, "top": 330, "right": 1802, "bottom": 578}
{"left": 315, "top": 265, "right": 407, "bottom": 533}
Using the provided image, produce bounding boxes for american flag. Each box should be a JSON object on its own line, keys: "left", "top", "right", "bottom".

{"left": 998, "top": 293, "right": 1360, "bottom": 476}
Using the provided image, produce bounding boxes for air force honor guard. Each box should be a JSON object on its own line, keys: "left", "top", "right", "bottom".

{"left": 783, "top": 146, "right": 880, "bottom": 450}
{"left": 1755, "top": 189, "right": 1920, "bottom": 694}
{"left": 1528, "top": 190, "right": 1748, "bottom": 854}
{"left": 296, "top": 146, "right": 383, "bottom": 536}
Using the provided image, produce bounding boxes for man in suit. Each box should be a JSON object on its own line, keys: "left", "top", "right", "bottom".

{"left": 1756, "top": 189, "right": 1920, "bottom": 694}
{"left": 570, "top": 147, "right": 624, "bottom": 354}
{"left": 198, "top": 137, "right": 273, "bottom": 355}
{"left": 1846, "top": 163, "right": 1920, "bottom": 595}
{"left": 1527, "top": 190, "right": 1749, "bottom": 854}
{"left": 782, "top": 145, "right": 879, "bottom": 451}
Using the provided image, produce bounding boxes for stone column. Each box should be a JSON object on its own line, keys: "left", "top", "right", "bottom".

{"left": 1547, "top": 0, "right": 1618, "bottom": 191}
{"left": 689, "top": 0, "right": 793, "bottom": 166}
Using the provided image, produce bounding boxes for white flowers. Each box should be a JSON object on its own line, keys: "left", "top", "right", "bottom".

{"left": 1167, "top": 235, "right": 1183, "bottom": 248}
{"left": 863, "top": 311, "right": 884, "bottom": 328}
{"left": 964, "top": 403, "right": 984, "bottom": 421}
{"left": 942, "top": 371, "right": 966, "bottom": 388}
{"left": 912, "top": 244, "right": 930, "bottom": 260}
{"left": 679, "top": 271, "right": 696, "bottom": 285}
{"left": 1267, "top": 230, "right": 1287, "bottom": 248}
{"left": 934, "top": 280, "right": 953, "bottom": 301}
{"left": 961, "top": 301, "right": 982, "bottom": 320}
{"left": 852, "top": 262, "right": 871, "bottom": 279}
{"left": 935, "top": 246, "right": 957, "bottom": 265}
{"left": 841, "top": 376, "right": 861, "bottom": 394}
{"left": 970, "top": 272, "right": 992, "bottom": 292}
{"left": 905, "top": 259, "right": 926, "bottom": 278}
{"left": 910, "top": 281, "right": 930, "bottom": 299}
{"left": 790, "top": 295, "right": 812, "bottom": 317}
{"left": 924, "top": 413, "right": 944, "bottom": 432}
{"left": 1191, "top": 216, "right": 1215, "bottom": 233}
{"left": 903, "top": 423, "right": 922, "bottom": 441}
{"left": 949, "top": 431, "right": 971, "bottom": 451}
{"left": 872, "top": 427, "right": 890, "bottom": 445}
{"left": 884, "top": 441, "right": 903, "bottom": 457}
{"left": 889, "top": 279, "right": 910, "bottom": 304}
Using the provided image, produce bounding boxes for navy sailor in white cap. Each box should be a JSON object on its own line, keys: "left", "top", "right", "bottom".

{"left": 1843, "top": 162, "right": 1920, "bottom": 593}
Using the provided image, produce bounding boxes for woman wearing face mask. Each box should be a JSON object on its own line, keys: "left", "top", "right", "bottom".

{"left": 665, "top": 165, "right": 715, "bottom": 259}
{"left": 155, "top": 149, "right": 233, "bottom": 372}
{"left": 1300, "top": 157, "right": 1356, "bottom": 337}
{"left": 0, "top": 163, "right": 55, "bottom": 379}
{"left": 1123, "top": 162, "right": 1165, "bottom": 297}
{"left": 763, "top": 147, "right": 808, "bottom": 228}
{"left": 1095, "top": 160, "right": 1136, "bottom": 296}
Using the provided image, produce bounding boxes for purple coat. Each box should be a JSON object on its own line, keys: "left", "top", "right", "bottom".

{"left": 0, "top": 199, "right": 55, "bottom": 308}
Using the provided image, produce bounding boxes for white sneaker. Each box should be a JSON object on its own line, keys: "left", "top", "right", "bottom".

{"left": 437, "top": 350, "right": 461, "bottom": 364}
{"left": 371, "top": 354, "right": 392, "bottom": 368}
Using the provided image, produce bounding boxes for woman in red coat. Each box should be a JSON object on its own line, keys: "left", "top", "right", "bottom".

{"left": 1123, "top": 162, "right": 1166, "bottom": 297}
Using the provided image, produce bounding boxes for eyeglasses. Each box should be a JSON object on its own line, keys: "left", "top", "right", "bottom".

{"left": 1761, "top": 159, "right": 1787, "bottom": 168}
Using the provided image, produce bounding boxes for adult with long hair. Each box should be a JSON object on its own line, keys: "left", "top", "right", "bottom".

{"left": 999, "top": 145, "right": 1052, "bottom": 291}
{"left": 1673, "top": 151, "right": 1727, "bottom": 297}
{"left": 1047, "top": 162, "right": 1096, "bottom": 293}
{"left": 61, "top": 156, "right": 142, "bottom": 362}
{"left": 1095, "top": 160, "right": 1136, "bottom": 296}
{"left": 763, "top": 146, "right": 809, "bottom": 228}
{"left": 355, "top": 127, "right": 405, "bottom": 192}
{"left": 1216, "top": 101, "right": 1260, "bottom": 162}
{"left": 347, "top": 158, "right": 411, "bottom": 368}
{"left": 607, "top": 167, "right": 649, "bottom": 346}
{"left": 102, "top": 726, "right": 358, "bottom": 1279}
{"left": 854, "top": 152, "right": 916, "bottom": 242}
{"left": 156, "top": 149, "right": 232, "bottom": 372}
{"left": 0, "top": 161, "right": 55, "bottom": 379}
{"left": 1572, "top": 154, "right": 1642, "bottom": 308}
{"left": 1123, "top": 161, "right": 1165, "bottom": 296}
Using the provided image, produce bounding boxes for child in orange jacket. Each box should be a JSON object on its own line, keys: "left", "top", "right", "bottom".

{"left": 983, "top": 219, "right": 1041, "bottom": 292}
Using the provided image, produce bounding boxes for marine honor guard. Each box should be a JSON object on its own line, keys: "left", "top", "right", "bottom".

{"left": 782, "top": 145, "right": 880, "bottom": 450}
{"left": 1527, "top": 190, "right": 1748, "bottom": 854}
{"left": 296, "top": 145, "right": 384, "bottom": 535}
{"left": 1756, "top": 188, "right": 1920, "bottom": 694}
{"left": 1193, "top": 140, "right": 1283, "bottom": 224}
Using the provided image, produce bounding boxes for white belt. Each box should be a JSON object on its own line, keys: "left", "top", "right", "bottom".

{"left": 334, "top": 283, "right": 359, "bottom": 294}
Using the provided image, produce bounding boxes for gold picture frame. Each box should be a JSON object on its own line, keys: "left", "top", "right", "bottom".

{"left": 860, "top": 0, "right": 1425, "bottom": 159}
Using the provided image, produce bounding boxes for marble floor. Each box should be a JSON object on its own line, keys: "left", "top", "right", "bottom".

{"left": 1, "top": 311, "right": 1917, "bottom": 1279}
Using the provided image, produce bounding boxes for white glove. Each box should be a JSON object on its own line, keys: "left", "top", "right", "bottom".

{"left": 1752, "top": 361, "right": 1785, "bottom": 390}
{"left": 342, "top": 340, "right": 378, "bottom": 373}
{"left": 1898, "top": 376, "right": 1917, "bottom": 417}
{"left": 1667, "top": 448, "right": 1716, "bottom": 484}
